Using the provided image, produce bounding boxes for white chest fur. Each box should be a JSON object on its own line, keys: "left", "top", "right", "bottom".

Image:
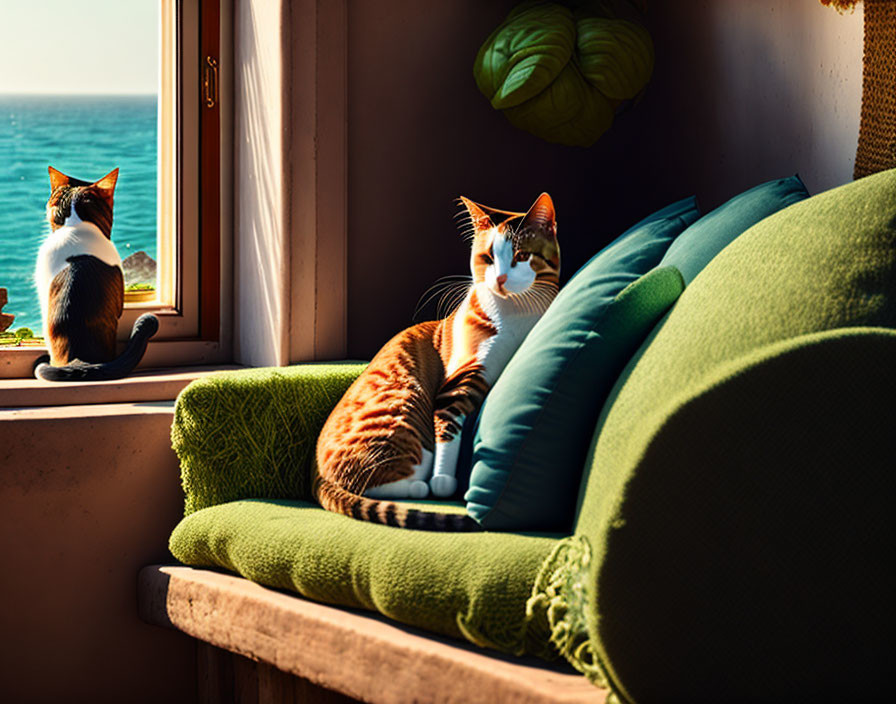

{"left": 34, "top": 218, "right": 122, "bottom": 330}
{"left": 475, "top": 286, "right": 543, "bottom": 384}
{"left": 447, "top": 283, "right": 544, "bottom": 385}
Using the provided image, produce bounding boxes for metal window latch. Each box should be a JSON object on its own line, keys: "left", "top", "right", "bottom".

{"left": 203, "top": 56, "right": 218, "bottom": 108}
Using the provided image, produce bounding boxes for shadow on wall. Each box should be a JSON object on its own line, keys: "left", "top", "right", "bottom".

{"left": 235, "top": 0, "right": 285, "bottom": 366}
{"left": 343, "top": 0, "right": 862, "bottom": 358}
{"left": 641, "top": 0, "right": 863, "bottom": 205}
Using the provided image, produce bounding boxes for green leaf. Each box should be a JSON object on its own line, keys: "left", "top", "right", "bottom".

{"left": 502, "top": 62, "right": 615, "bottom": 146}
{"left": 576, "top": 17, "right": 654, "bottom": 100}
{"left": 474, "top": 2, "right": 576, "bottom": 110}
{"left": 473, "top": 0, "right": 654, "bottom": 146}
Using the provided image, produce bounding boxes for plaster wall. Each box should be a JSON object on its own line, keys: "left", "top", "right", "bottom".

{"left": 0, "top": 403, "right": 195, "bottom": 703}
{"left": 345, "top": 0, "right": 863, "bottom": 358}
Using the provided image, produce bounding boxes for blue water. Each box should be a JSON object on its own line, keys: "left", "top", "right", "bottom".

{"left": 0, "top": 95, "right": 157, "bottom": 335}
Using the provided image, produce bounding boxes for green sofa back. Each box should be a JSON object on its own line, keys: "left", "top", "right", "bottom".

{"left": 572, "top": 168, "right": 896, "bottom": 701}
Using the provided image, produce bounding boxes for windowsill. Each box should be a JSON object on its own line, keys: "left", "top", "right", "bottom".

{"left": 0, "top": 364, "right": 241, "bottom": 409}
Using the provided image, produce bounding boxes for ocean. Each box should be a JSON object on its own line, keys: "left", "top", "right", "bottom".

{"left": 0, "top": 94, "right": 158, "bottom": 335}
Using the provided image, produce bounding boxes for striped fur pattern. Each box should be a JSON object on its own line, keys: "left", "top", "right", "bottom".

{"left": 314, "top": 193, "right": 560, "bottom": 531}
{"left": 33, "top": 166, "right": 157, "bottom": 382}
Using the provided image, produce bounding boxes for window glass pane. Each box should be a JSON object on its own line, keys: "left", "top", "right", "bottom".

{"left": 0, "top": 0, "right": 160, "bottom": 340}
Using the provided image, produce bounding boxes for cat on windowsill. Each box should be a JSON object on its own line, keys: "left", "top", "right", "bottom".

{"left": 33, "top": 166, "right": 158, "bottom": 382}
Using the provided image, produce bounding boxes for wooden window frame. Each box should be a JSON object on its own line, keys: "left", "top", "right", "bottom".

{"left": 0, "top": 0, "right": 230, "bottom": 378}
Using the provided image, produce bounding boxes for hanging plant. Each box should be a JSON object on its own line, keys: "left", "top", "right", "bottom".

{"left": 474, "top": 0, "right": 654, "bottom": 147}
{"left": 819, "top": 0, "right": 862, "bottom": 12}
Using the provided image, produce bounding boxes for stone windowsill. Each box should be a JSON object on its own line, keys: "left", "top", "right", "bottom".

{"left": 0, "top": 364, "right": 241, "bottom": 409}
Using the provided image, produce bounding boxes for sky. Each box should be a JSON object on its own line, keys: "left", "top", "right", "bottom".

{"left": 0, "top": 0, "right": 159, "bottom": 95}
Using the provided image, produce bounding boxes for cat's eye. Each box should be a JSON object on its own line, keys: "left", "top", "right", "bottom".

{"left": 513, "top": 251, "right": 532, "bottom": 263}
{"left": 481, "top": 254, "right": 494, "bottom": 265}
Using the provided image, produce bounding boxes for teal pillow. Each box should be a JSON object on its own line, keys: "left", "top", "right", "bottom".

{"left": 464, "top": 198, "right": 700, "bottom": 532}
{"left": 621, "top": 194, "right": 701, "bottom": 231}
{"left": 660, "top": 175, "right": 809, "bottom": 283}
{"left": 456, "top": 196, "right": 700, "bottom": 490}
{"left": 466, "top": 216, "right": 689, "bottom": 531}
{"left": 455, "top": 196, "right": 700, "bottom": 487}
{"left": 467, "top": 266, "right": 686, "bottom": 531}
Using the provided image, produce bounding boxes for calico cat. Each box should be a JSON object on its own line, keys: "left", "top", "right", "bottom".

{"left": 33, "top": 166, "right": 158, "bottom": 382}
{"left": 314, "top": 192, "right": 560, "bottom": 531}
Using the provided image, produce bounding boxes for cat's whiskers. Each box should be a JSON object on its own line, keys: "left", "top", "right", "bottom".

{"left": 436, "top": 281, "right": 472, "bottom": 320}
{"left": 515, "top": 283, "right": 556, "bottom": 315}
{"left": 453, "top": 207, "right": 478, "bottom": 243}
{"left": 505, "top": 279, "right": 555, "bottom": 303}
{"left": 414, "top": 275, "right": 471, "bottom": 322}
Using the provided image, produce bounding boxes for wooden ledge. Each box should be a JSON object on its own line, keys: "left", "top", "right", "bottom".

{"left": 138, "top": 565, "right": 606, "bottom": 704}
{"left": 0, "top": 364, "right": 240, "bottom": 408}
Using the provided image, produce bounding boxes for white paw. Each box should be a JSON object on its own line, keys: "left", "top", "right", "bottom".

{"left": 409, "top": 480, "right": 430, "bottom": 499}
{"left": 429, "top": 474, "right": 458, "bottom": 498}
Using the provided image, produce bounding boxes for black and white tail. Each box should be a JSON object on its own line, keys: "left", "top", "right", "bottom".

{"left": 34, "top": 313, "right": 159, "bottom": 382}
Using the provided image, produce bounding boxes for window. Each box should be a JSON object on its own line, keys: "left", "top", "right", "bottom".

{"left": 0, "top": 0, "right": 226, "bottom": 378}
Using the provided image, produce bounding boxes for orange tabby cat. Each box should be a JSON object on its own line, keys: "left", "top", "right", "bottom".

{"left": 314, "top": 193, "right": 560, "bottom": 531}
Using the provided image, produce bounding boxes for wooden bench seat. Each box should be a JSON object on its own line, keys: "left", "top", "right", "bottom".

{"left": 138, "top": 565, "right": 606, "bottom": 704}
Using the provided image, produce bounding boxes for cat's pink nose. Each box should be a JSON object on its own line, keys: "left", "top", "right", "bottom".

{"left": 496, "top": 274, "right": 508, "bottom": 286}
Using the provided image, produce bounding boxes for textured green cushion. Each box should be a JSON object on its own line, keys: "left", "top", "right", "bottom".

{"left": 659, "top": 174, "right": 809, "bottom": 283}
{"left": 169, "top": 499, "right": 561, "bottom": 659}
{"left": 172, "top": 363, "right": 366, "bottom": 515}
{"left": 465, "top": 197, "right": 699, "bottom": 532}
{"left": 574, "top": 168, "right": 896, "bottom": 701}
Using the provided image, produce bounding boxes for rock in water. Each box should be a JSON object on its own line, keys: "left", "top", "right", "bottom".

{"left": 122, "top": 251, "right": 158, "bottom": 287}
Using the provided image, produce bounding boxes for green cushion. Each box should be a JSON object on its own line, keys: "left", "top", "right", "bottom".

{"left": 574, "top": 168, "right": 896, "bottom": 701}
{"left": 466, "top": 253, "right": 688, "bottom": 531}
{"left": 169, "top": 499, "right": 562, "bottom": 660}
{"left": 659, "top": 174, "right": 809, "bottom": 283}
{"left": 172, "top": 363, "right": 366, "bottom": 515}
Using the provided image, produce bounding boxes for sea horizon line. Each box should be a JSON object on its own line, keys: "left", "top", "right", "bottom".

{"left": 0, "top": 92, "right": 157, "bottom": 99}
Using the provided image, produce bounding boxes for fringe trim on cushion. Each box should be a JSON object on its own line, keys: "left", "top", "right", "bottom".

{"left": 456, "top": 607, "right": 559, "bottom": 661}
{"left": 526, "top": 535, "right": 622, "bottom": 702}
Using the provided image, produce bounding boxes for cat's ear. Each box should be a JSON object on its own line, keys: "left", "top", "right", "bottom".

{"left": 48, "top": 166, "right": 69, "bottom": 192}
{"left": 94, "top": 168, "right": 119, "bottom": 194}
{"left": 459, "top": 196, "right": 495, "bottom": 232}
{"left": 520, "top": 192, "right": 557, "bottom": 238}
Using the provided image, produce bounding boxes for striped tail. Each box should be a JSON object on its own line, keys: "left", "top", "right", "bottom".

{"left": 34, "top": 313, "right": 159, "bottom": 382}
{"left": 313, "top": 476, "right": 481, "bottom": 532}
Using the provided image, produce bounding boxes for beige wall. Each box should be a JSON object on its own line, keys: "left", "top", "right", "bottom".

{"left": 0, "top": 403, "right": 195, "bottom": 702}
{"left": 231, "top": 1, "right": 863, "bottom": 360}
{"left": 638, "top": 0, "right": 862, "bottom": 200}
{"left": 232, "top": 0, "right": 349, "bottom": 367}
{"left": 344, "top": 0, "right": 863, "bottom": 358}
